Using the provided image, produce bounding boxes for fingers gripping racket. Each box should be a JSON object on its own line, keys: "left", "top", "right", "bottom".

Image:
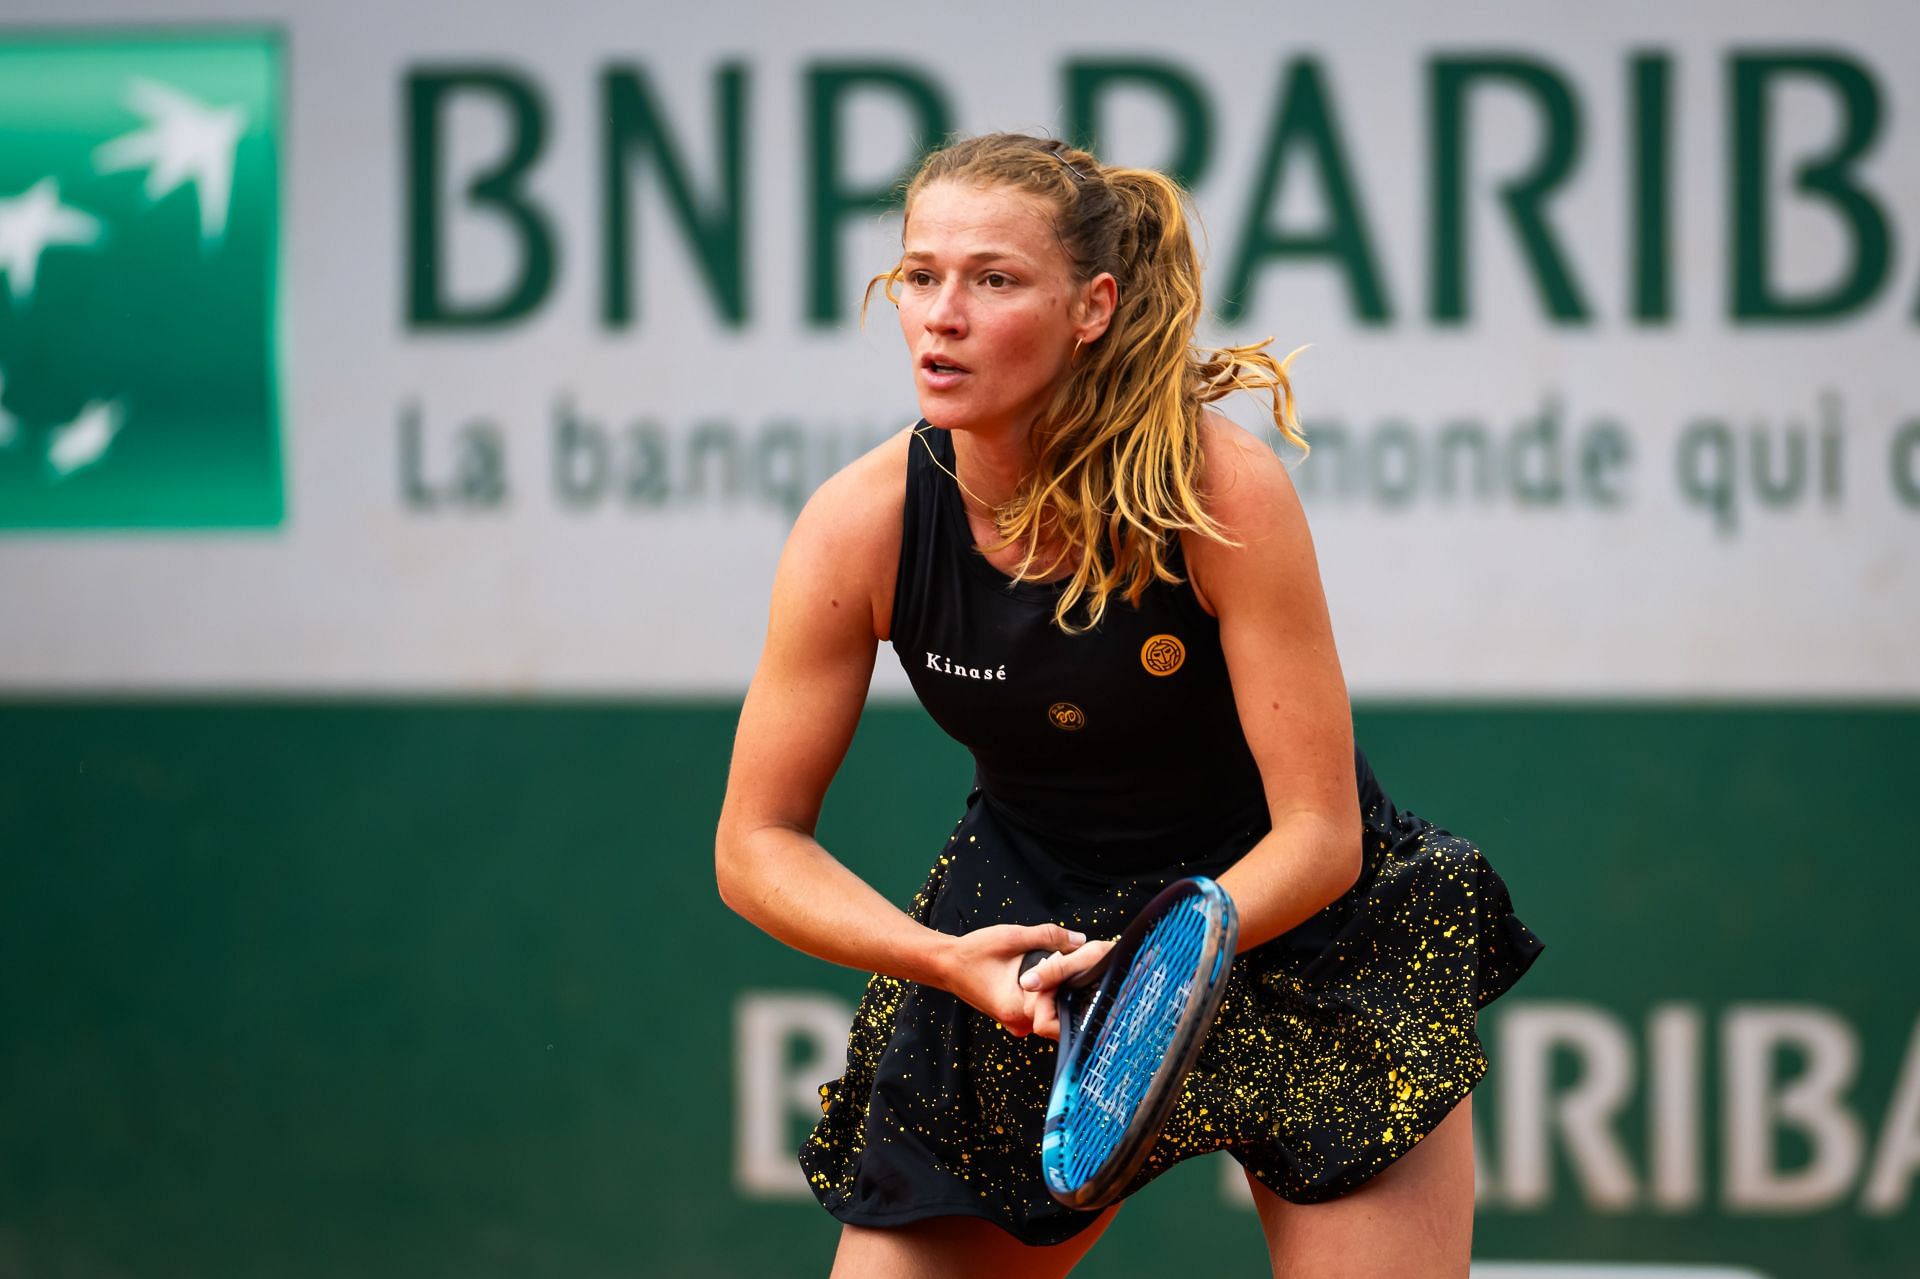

{"left": 1020, "top": 876, "right": 1239, "bottom": 1210}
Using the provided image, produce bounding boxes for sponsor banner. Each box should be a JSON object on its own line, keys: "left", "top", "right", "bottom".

{"left": 2, "top": 701, "right": 1914, "bottom": 1276}
{"left": 0, "top": 3, "right": 1915, "bottom": 693}
{"left": 0, "top": 32, "right": 281, "bottom": 526}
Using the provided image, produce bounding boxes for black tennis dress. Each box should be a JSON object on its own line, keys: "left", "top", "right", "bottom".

{"left": 800, "top": 425, "right": 1543, "bottom": 1244}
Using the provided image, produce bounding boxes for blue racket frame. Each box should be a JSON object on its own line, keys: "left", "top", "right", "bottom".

{"left": 1036, "top": 875, "right": 1238, "bottom": 1210}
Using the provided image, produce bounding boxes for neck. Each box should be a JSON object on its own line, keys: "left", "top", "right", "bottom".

{"left": 939, "top": 421, "right": 1075, "bottom": 579}
{"left": 948, "top": 424, "right": 1036, "bottom": 511}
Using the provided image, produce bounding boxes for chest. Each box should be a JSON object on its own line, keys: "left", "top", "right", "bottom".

{"left": 898, "top": 580, "right": 1238, "bottom": 771}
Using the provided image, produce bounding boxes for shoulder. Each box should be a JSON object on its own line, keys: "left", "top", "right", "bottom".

{"left": 1181, "top": 412, "right": 1312, "bottom": 613}
{"left": 1194, "top": 410, "right": 1300, "bottom": 533}
{"left": 777, "top": 426, "right": 913, "bottom": 638}
{"left": 789, "top": 425, "right": 911, "bottom": 549}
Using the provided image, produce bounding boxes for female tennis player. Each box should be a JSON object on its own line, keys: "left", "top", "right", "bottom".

{"left": 715, "top": 133, "right": 1542, "bottom": 1277}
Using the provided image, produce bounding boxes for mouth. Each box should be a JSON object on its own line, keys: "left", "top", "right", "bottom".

{"left": 921, "top": 353, "right": 970, "bottom": 377}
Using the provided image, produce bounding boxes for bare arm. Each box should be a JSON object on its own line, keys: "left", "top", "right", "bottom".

{"left": 715, "top": 432, "right": 1083, "bottom": 1032}
{"left": 1186, "top": 414, "right": 1362, "bottom": 950}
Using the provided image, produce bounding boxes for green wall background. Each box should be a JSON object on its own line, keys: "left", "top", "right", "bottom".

{"left": 2, "top": 701, "right": 1915, "bottom": 1277}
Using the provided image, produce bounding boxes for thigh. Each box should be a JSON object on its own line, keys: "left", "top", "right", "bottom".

{"left": 1246, "top": 1095, "right": 1475, "bottom": 1279}
{"left": 830, "top": 1206, "right": 1121, "bottom": 1279}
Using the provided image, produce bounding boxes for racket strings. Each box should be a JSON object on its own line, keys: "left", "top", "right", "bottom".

{"left": 1057, "top": 898, "right": 1211, "bottom": 1186}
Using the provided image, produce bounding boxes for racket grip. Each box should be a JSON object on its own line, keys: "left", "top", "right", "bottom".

{"left": 1019, "top": 949, "right": 1053, "bottom": 976}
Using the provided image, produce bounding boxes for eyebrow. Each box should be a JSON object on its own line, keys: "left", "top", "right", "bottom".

{"left": 900, "top": 248, "right": 1032, "bottom": 265}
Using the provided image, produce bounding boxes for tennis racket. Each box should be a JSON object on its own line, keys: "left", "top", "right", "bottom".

{"left": 1019, "top": 875, "right": 1239, "bottom": 1210}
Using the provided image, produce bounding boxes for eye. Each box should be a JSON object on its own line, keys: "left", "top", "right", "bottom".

{"left": 982, "top": 272, "right": 1012, "bottom": 289}
{"left": 905, "top": 269, "right": 936, "bottom": 288}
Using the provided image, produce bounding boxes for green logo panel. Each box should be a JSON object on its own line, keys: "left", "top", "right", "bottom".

{"left": 0, "top": 32, "right": 281, "bottom": 528}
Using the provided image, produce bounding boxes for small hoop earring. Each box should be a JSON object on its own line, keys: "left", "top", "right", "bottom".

{"left": 1071, "top": 338, "right": 1084, "bottom": 364}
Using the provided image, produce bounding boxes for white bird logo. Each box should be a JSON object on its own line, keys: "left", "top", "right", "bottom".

{"left": 0, "top": 178, "right": 103, "bottom": 302}
{"left": 47, "top": 399, "right": 127, "bottom": 479}
{"left": 93, "top": 77, "right": 247, "bottom": 249}
{"left": 0, "top": 367, "right": 16, "bottom": 449}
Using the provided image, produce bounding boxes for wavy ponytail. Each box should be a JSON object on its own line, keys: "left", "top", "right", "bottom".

{"left": 889, "top": 134, "right": 1305, "bottom": 632}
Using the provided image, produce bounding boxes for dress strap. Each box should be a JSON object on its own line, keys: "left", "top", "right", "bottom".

{"left": 890, "top": 420, "right": 946, "bottom": 645}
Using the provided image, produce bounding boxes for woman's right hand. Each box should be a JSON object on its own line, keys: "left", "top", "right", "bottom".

{"left": 938, "top": 923, "right": 1087, "bottom": 1037}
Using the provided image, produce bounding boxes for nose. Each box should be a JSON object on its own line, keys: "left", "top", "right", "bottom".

{"left": 922, "top": 277, "right": 967, "bottom": 338}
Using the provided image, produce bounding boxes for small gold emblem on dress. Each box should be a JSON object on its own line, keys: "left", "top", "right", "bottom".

{"left": 1140, "top": 633, "right": 1185, "bottom": 676}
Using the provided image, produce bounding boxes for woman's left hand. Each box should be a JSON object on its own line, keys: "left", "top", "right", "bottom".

{"left": 1017, "top": 939, "right": 1114, "bottom": 1040}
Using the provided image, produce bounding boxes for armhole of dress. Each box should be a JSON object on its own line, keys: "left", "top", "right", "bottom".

{"left": 1169, "top": 527, "right": 1219, "bottom": 627}
{"left": 888, "top": 420, "right": 932, "bottom": 645}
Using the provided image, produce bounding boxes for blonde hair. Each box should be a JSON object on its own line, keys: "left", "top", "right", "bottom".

{"left": 871, "top": 133, "right": 1306, "bottom": 631}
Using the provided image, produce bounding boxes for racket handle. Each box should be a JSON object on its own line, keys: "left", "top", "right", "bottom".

{"left": 1019, "top": 949, "right": 1053, "bottom": 976}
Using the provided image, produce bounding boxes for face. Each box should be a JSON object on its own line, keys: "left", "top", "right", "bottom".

{"left": 896, "top": 180, "right": 1113, "bottom": 441}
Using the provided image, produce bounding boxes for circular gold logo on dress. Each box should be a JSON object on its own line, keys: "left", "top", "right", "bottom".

{"left": 1140, "top": 634, "right": 1186, "bottom": 676}
{"left": 1046, "top": 702, "right": 1086, "bottom": 731}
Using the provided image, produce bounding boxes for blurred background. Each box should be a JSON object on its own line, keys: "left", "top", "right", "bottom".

{"left": 1, "top": 2, "right": 1916, "bottom": 1276}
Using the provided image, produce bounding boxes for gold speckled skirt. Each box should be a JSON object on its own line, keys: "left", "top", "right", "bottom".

{"left": 801, "top": 757, "right": 1544, "bottom": 1245}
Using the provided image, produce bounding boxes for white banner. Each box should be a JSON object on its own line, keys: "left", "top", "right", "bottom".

{"left": 1, "top": 0, "right": 1915, "bottom": 695}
